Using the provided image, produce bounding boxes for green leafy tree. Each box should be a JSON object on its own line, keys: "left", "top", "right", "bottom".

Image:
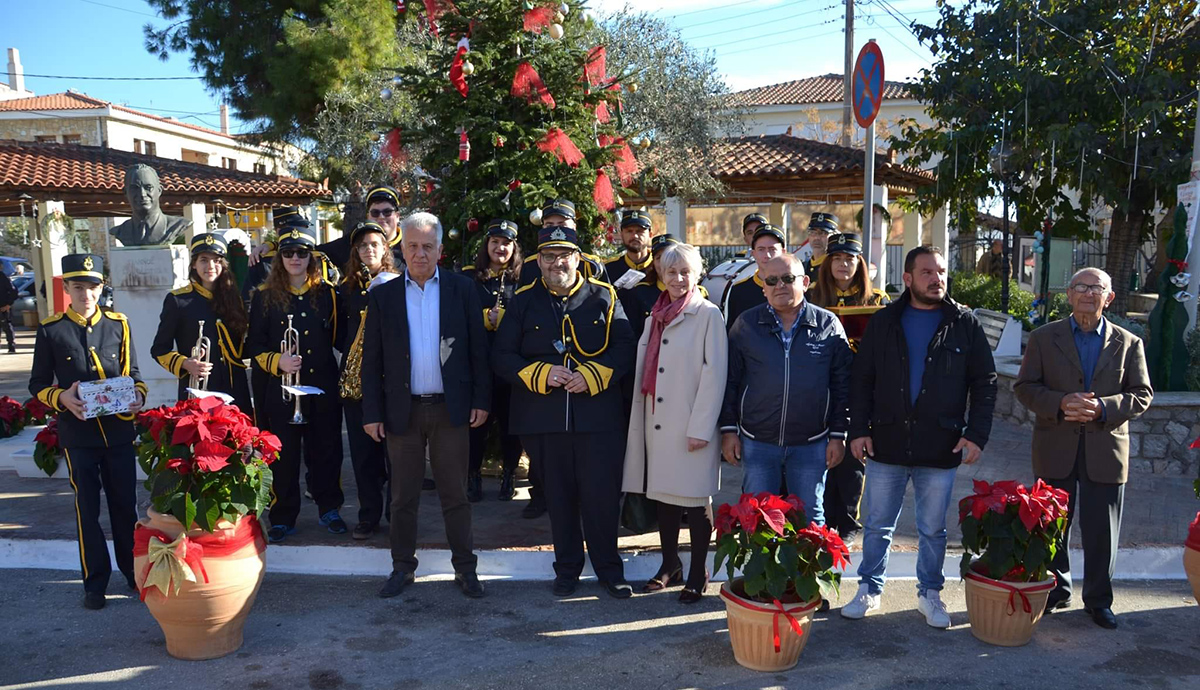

{"left": 892, "top": 0, "right": 1200, "bottom": 314}
{"left": 145, "top": 0, "right": 399, "bottom": 139}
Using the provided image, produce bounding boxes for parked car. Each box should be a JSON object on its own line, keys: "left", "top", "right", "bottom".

{"left": 1, "top": 256, "right": 34, "bottom": 276}
{"left": 10, "top": 274, "right": 38, "bottom": 322}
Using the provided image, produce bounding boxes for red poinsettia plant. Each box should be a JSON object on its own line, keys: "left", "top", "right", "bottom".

{"left": 0, "top": 396, "right": 25, "bottom": 437}
{"left": 24, "top": 397, "right": 51, "bottom": 426}
{"left": 959, "top": 479, "right": 1069, "bottom": 583}
{"left": 33, "top": 418, "right": 60, "bottom": 476}
{"left": 714, "top": 492, "right": 850, "bottom": 604}
{"left": 136, "top": 397, "right": 281, "bottom": 533}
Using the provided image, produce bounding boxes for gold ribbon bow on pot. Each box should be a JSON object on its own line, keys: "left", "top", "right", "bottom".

{"left": 142, "top": 533, "right": 201, "bottom": 597}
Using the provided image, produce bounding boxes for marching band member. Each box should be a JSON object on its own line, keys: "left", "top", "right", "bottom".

{"left": 518, "top": 199, "right": 607, "bottom": 287}
{"left": 246, "top": 220, "right": 346, "bottom": 543}
{"left": 29, "top": 254, "right": 147, "bottom": 610}
{"left": 151, "top": 232, "right": 252, "bottom": 413}
{"left": 462, "top": 219, "right": 525, "bottom": 504}
{"left": 337, "top": 222, "right": 397, "bottom": 540}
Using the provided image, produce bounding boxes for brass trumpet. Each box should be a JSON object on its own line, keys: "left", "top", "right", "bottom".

{"left": 187, "top": 320, "right": 211, "bottom": 397}
{"left": 281, "top": 314, "right": 306, "bottom": 424}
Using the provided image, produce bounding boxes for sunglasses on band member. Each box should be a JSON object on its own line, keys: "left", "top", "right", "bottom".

{"left": 763, "top": 273, "right": 802, "bottom": 286}
{"left": 280, "top": 249, "right": 311, "bottom": 259}
{"left": 369, "top": 208, "right": 397, "bottom": 219}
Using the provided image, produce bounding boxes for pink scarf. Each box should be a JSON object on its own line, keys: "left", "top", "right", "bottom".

{"left": 641, "top": 288, "right": 694, "bottom": 407}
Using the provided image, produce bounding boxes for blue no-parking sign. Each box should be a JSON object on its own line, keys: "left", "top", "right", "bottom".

{"left": 853, "top": 41, "right": 885, "bottom": 129}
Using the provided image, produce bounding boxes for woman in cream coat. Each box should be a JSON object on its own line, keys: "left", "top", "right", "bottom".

{"left": 623, "top": 242, "right": 727, "bottom": 603}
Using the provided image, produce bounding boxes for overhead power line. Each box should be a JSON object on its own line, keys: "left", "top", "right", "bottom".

{"left": 16, "top": 72, "right": 203, "bottom": 81}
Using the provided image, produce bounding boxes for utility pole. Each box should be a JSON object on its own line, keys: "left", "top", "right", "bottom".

{"left": 841, "top": 0, "right": 854, "bottom": 147}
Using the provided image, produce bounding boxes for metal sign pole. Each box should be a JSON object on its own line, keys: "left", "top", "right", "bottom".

{"left": 864, "top": 121, "right": 875, "bottom": 287}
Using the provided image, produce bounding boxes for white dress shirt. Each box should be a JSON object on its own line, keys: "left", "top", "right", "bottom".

{"left": 405, "top": 268, "right": 444, "bottom": 395}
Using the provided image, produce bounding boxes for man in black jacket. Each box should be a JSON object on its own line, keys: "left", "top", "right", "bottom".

{"left": 841, "top": 245, "right": 997, "bottom": 629}
{"left": 0, "top": 270, "right": 17, "bottom": 353}
{"left": 720, "top": 254, "right": 852, "bottom": 524}
{"left": 362, "top": 212, "right": 491, "bottom": 600}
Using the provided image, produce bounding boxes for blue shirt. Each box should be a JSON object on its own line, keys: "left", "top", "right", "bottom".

{"left": 405, "top": 268, "right": 444, "bottom": 395}
{"left": 768, "top": 302, "right": 805, "bottom": 351}
{"left": 1069, "top": 315, "right": 1105, "bottom": 389}
{"left": 901, "top": 305, "right": 944, "bottom": 406}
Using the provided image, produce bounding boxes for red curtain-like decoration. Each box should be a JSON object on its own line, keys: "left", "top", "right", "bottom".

{"left": 423, "top": 0, "right": 456, "bottom": 36}
{"left": 382, "top": 128, "right": 403, "bottom": 161}
{"left": 584, "top": 46, "right": 607, "bottom": 87}
{"left": 612, "top": 137, "right": 639, "bottom": 186}
{"left": 593, "top": 168, "right": 615, "bottom": 212}
{"left": 449, "top": 45, "right": 469, "bottom": 98}
{"left": 522, "top": 3, "right": 557, "bottom": 33}
{"left": 512, "top": 62, "right": 556, "bottom": 108}
{"left": 537, "top": 128, "right": 584, "bottom": 167}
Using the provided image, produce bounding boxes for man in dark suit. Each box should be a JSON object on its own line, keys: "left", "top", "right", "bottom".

{"left": 362, "top": 211, "right": 491, "bottom": 600}
{"left": 1015, "top": 267, "right": 1153, "bottom": 629}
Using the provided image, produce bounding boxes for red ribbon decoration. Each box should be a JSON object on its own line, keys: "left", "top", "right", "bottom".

{"left": 537, "top": 128, "right": 583, "bottom": 167}
{"left": 964, "top": 571, "right": 1056, "bottom": 620}
{"left": 593, "top": 169, "right": 615, "bottom": 212}
{"left": 511, "top": 62, "right": 556, "bottom": 109}
{"left": 719, "top": 588, "right": 817, "bottom": 653}
{"left": 522, "top": 3, "right": 557, "bottom": 33}
{"left": 583, "top": 46, "right": 607, "bottom": 88}
{"left": 133, "top": 517, "right": 265, "bottom": 602}
{"left": 1169, "top": 259, "right": 1189, "bottom": 272}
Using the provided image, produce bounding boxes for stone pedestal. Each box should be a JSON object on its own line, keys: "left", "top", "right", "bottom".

{"left": 109, "top": 245, "right": 191, "bottom": 409}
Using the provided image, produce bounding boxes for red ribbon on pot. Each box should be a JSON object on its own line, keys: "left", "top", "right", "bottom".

{"left": 719, "top": 588, "right": 817, "bottom": 653}
{"left": 964, "top": 570, "right": 1056, "bottom": 621}
{"left": 133, "top": 516, "right": 265, "bottom": 601}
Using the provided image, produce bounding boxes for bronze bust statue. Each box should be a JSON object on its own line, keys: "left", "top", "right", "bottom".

{"left": 109, "top": 164, "right": 191, "bottom": 246}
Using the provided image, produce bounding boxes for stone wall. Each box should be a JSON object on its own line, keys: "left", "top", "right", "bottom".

{"left": 994, "top": 357, "right": 1200, "bottom": 477}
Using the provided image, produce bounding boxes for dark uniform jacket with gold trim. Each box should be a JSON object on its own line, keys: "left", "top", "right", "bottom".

{"left": 151, "top": 282, "right": 250, "bottom": 406}
{"left": 604, "top": 252, "right": 653, "bottom": 287}
{"left": 722, "top": 271, "right": 767, "bottom": 330}
{"left": 246, "top": 281, "right": 340, "bottom": 399}
{"left": 360, "top": 270, "right": 491, "bottom": 434}
{"left": 461, "top": 265, "right": 518, "bottom": 342}
{"left": 29, "top": 307, "right": 147, "bottom": 448}
{"left": 492, "top": 275, "right": 635, "bottom": 435}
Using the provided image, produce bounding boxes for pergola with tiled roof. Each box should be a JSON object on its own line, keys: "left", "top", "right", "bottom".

{"left": 0, "top": 140, "right": 327, "bottom": 217}
{"left": 630, "top": 133, "right": 934, "bottom": 205}
{"left": 727, "top": 73, "right": 913, "bottom": 108}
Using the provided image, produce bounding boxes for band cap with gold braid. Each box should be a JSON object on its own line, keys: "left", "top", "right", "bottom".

{"left": 650, "top": 234, "right": 680, "bottom": 256}
{"left": 620, "top": 210, "right": 651, "bottom": 230}
{"left": 537, "top": 224, "right": 580, "bottom": 252}
{"left": 272, "top": 206, "right": 303, "bottom": 229}
{"left": 808, "top": 212, "right": 838, "bottom": 234}
{"left": 752, "top": 223, "right": 787, "bottom": 247}
{"left": 366, "top": 185, "right": 401, "bottom": 208}
{"left": 277, "top": 219, "right": 316, "bottom": 250}
{"left": 542, "top": 198, "right": 576, "bottom": 221}
{"left": 827, "top": 232, "right": 863, "bottom": 256}
{"left": 62, "top": 253, "right": 105, "bottom": 284}
{"left": 189, "top": 232, "right": 228, "bottom": 258}
{"left": 742, "top": 213, "right": 768, "bottom": 231}
{"left": 349, "top": 221, "right": 386, "bottom": 245}
{"left": 487, "top": 219, "right": 518, "bottom": 240}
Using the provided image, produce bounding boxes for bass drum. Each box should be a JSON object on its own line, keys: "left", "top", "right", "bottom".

{"left": 701, "top": 256, "right": 757, "bottom": 309}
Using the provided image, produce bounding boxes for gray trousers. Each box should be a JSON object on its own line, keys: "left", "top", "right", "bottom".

{"left": 386, "top": 401, "right": 477, "bottom": 575}
{"left": 1040, "top": 439, "right": 1124, "bottom": 609}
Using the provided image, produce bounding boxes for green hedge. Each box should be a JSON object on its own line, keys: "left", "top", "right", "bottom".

{"left": 948, "top": 272, "right": 1069, "bottom": 331}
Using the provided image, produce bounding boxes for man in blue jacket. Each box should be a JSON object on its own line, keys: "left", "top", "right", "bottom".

{"left": 842, "top": 245, "right": 997, "bottom": 629}
{"left": 720, "top": 253, "right": 853, "bottom": 526}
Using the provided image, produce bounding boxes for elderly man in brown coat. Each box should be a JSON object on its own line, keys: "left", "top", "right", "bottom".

{"left": 1014, "top": 267, "right": 1152, "bottom": 630}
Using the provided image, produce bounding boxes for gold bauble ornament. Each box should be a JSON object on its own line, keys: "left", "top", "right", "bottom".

{"left": 639, "top": 138, "right": 651, "bottom": 150}
{"left": 529, "top": 208, "right": 544, "bottom": 225}
{"left": 548, "top": 23, "right": 564, "bottom": 40}
{"left": 462, "top": 60, "right": 475, "bottom": 76}
{"left": 369, "top": 132, "right": 381, "bottom": 142}
{"left": 627, "top": 82, "right": 639, "bottom": 94}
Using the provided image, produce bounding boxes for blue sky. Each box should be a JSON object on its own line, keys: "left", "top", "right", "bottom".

{"left": 0, "top": 0, "right": 938, "bottom": 134}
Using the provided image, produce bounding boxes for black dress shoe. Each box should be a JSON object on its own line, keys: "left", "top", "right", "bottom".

{"left": 455, "top": 572, "right": 485, "bottom": 598}
{"left": 552, "top": 576, "right": 578, "bottom": 597}
{"left": 466, "top": 472, "right": 483, "bottom": 503}
{"left": 379, "top": 571, "right": 415, "bottom": 598}
{"left": 124, "top": 572, "right": 138, "bottom": 593}
{"left": 522, "top": 498, "right": 546, "bottom": 519}
{"left": 422, "top": 478, "right": 436, "bottom": 491}
{"left": 498, "top": 471, "right": 516, "bottom": 501}
{"left": 83, "top": 592, "right": 106, "bottom": 610}
{"left": 1044, "top": 596, "right": 1072, "bottom": 614}
{"left": 1085, "top": 606, "right": 1118, "bottom": 629}
{"left": 603, "top": 579, "right": 633, "bottom": 599}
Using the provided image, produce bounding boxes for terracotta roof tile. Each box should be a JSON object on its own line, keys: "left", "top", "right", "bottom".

{"left": 712, "top": 134, "right": 932, "bottom": 182}
{"left": 0, "top": 91, "right": 244, "bottom": 141}
{"left": 728, "top": 73, "right": 912, "bottom": 107}
{"left": 0, "top": 141, "right": 325, "bottom": 202}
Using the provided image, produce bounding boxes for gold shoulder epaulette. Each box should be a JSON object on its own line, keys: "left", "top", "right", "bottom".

{"left": 514, "top": 282, "right": 537, "bottom": 295}
{"left": 103, "top": 311, "right": 128, "bottom": 321}
{"left": 171, "top": 284, "right": 194, "bottom": 296}
{"left": 462, "top": 264, "right": 476, "bottom": 272}
{"left": 523, "top": 255, "right": 538, "bottom": 264}
{"left": 731, "top": 272, "right": 756, "bottom": 286}
{"left": 587, "top": 276, "right": 618, "bottom": 299}
{"left": 40, "top": 312, "right": 64, "bottom": 326}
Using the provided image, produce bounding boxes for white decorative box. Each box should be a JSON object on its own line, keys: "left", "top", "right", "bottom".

{"left": 78, "top": 376, "right": 138, "bottom": 419}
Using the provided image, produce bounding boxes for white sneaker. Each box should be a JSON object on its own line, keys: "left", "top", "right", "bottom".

{"left": 917, "top": 590, "right": 951, "bottom": 629}
{"left": 840, "top": 584, "right": 881, "bottom": 619}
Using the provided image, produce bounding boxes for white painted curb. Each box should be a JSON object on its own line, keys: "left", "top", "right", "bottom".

{"left": 0, "top": 538, "right": 1190, "bottom": 582}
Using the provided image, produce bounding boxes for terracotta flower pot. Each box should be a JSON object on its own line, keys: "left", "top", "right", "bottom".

{"left": 963, "top": 572, "right": 1055, "bottom": 647}
{"left": 719, "top": 578, "right": 819, "bottom": 672}
{"left": 1184, "top": 545, "right": 1200, "bottom": 606}
{"left": 133, "top": 508, "right": 266, "bottom": 660}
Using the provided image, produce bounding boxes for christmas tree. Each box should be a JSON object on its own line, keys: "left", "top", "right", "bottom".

{"left": 389, "top": 0, "right": 641, "bottom": 262}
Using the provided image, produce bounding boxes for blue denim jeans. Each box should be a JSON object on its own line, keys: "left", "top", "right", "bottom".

{"left": 856, "top": 459, "right": 957, "bottom": 596}
{"left": 740, "top": 435, "right": 827, "bottom": 526}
